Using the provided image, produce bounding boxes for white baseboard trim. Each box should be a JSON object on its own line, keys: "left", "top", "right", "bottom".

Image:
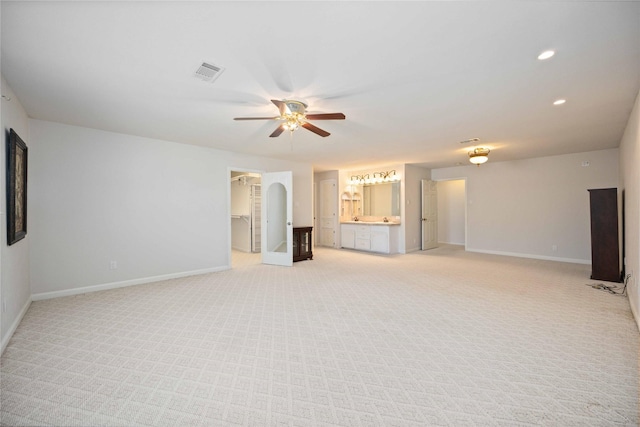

{"left": 627, "top": 290, "right": 640, "bottom": 333}
{"left": 1, "top": 297, "right": 32, "bottom": 355}
{"left": 439, "top": 241, "right": 465, "bottom": 246}
{"left": 31, "top": 266, "right": 230, "bottom": 301}
{"left": 467, "top": 248, "right": 590, "bottom": 265}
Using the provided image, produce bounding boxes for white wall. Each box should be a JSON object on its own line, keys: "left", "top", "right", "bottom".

{"left": 29, "top": 119, "right": 313, "bottom": 298}
{"left": 1, "top": 75, "right": 32, "bottom": 352}
{"left": 432, "top": 149, "right": 619, "bottom": 263}
{"left": 1, "top": 76, "right": 32, "bottom": 350}
{"left": 437, "top": 179, "right": 465, "bottom": 245}
{"left": 619, "top": 89, "right": 640, "bottom": 331}
{"left": 230, "top": 179, "right": 251, "bottom": 215}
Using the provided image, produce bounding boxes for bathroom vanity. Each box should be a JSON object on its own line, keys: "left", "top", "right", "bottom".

{"left": 341, "top": 222, "right": 400, "bottom": 254}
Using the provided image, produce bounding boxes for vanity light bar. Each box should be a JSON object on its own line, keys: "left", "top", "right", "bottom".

{"left": 348, "top": 170, "right": 400, "bottom": 185}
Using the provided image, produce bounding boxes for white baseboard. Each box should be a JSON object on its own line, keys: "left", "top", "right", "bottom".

{"left": 31, "top": 266, "right": 230, "bottom": 301}
{"left": 439, "top": 241, "right": 465, "bottom": 246}
{"left": 1, "top": 297, "right": 32, "bottom": 355}
{"left": 630, "top": 299, "right": 640, "bottom": 333}
{"left": 467, "top": 248, "right": 590, "bottom": 265}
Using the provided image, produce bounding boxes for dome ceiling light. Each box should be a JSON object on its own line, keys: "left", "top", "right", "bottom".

{"left": 538, "top": 50, "right": 555, "bottom": 60}
{"left": 469, "top": 147, "right": 490, "bottom": 165}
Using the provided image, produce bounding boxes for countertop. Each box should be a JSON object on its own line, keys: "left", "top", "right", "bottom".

{"left": 341, "top": 221, "right": 401, "bottom": 226}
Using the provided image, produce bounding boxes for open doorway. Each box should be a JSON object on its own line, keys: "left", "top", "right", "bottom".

{"left": 436, "top": 179, "right": 466, "bottom": 248}
{"left": 230, "top": 170, "right": 262, "bottom": 268}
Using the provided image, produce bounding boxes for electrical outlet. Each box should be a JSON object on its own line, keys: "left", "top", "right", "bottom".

{"left": 2, "top": 298, "right": 6, "bottom": 313}
{"left": 552, "top": 245, "right": 558, "bottom": 252}
{"left": 109, "top": 261, "right": 118, "bottom": 270}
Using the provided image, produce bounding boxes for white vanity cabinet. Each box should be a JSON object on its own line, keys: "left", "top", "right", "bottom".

{"left": 341, "top": 223, "right": 399, "bottom": 254}
{"left": 341, "top": 226, "right": 356, "bottom": 249}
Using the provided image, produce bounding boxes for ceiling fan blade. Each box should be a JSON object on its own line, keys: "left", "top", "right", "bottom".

{"left": 305, "top": 113, "right": 346, "bottom": 120}
{"left": 269, "top": 124, "right": 286, "bottom": 138}
{"left": 302, "top": 122, "right": 330, "bottom": 137}
{"left": 234, "top": 117, "right": 279, "bottom": 121}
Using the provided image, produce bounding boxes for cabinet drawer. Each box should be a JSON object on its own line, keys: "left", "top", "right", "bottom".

{"left": 355, "top": 238, "right": 371, "bottom": 250}
{"left": 356, "top": 230, "right": 370, "bottom": 239}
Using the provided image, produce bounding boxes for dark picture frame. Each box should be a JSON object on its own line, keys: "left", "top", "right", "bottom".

{"left": 7, "top": 128, "right": 27, "bottom": 245}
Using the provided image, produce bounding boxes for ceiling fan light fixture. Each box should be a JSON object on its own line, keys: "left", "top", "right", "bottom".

{"left": 235, "top": 99, "right": 344, "bottom": 138}
{"left": 469, "top": 147, "right": 490, "bottom": 165}
{"left": 283, "top": 120, "right": 299, "bottom": 131}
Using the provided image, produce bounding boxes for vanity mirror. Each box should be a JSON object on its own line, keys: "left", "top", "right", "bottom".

{"left": 362, "top": 181, "right": 401, "bottom": 216}
{"left": 342, "top": 181, "right": 401, "bottom": 218}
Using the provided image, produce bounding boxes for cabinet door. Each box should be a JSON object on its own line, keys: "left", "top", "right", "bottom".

{"left": 300, "top": 230, "right": 309, "bottom": 255}
{"left": 371, "top": 228, "right": 390, "bottom": 253}
{"left": 292, "top": 229, "right": 300, "bottom": 258}
{"left": 356, "top": 238, "right": 371, "bottom": 250}
{"left": 341, "top": 226, "right": 356, "bottom": 249}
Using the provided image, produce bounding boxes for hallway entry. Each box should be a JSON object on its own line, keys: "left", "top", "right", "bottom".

{"left": 436, "top": 179, "right": 466, "bottom": 246}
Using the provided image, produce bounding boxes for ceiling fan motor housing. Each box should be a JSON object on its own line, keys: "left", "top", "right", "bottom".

{"left": 281, "top": 100, "right": 307, "bottom": 116}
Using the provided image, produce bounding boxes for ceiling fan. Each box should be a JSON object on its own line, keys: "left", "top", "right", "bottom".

{"left": 234, "top": 99, "right": 345, "bottom": 137}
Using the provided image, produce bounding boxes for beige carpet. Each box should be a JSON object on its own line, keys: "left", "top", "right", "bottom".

{"left": 1, "top": 246, "right": 638, "bottom": 426}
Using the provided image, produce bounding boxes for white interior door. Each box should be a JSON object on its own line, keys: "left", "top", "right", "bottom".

{"left": 421, "top": 179, "right": 438, "bottom": 250}
{"left": 261, "top": 171, "right": 293, "bottom": 266}
{"left": 319, "top": 179, "right": 337, "bottom": 247}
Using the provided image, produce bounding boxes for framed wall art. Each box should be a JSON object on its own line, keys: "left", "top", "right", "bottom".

{"left": 7, "top": 128, "right": 27, "bottom": 245}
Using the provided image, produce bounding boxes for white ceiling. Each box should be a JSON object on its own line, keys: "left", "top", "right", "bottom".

{"left": 2, "top": 1, "right": 639, "bottom": 171}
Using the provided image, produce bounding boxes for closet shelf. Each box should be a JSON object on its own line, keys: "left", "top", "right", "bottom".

{"left": 231, "top": 214, "right": 250, "bottom": 223}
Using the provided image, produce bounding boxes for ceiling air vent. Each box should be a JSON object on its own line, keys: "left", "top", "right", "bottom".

{"left": 194, "top": 62, "right": 225, "bottom": 83}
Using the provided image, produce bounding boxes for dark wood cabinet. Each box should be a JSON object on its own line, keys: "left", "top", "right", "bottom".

{"left": 293, "top": 227, "right": 313, "bottom": 262}
{"left": 588, "top": 188, "right": 621, "bottom": 282}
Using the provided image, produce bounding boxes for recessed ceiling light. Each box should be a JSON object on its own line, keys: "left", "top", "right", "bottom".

{"left": 538, "top": 50, "right": 555, "bottom": 60}
{"left": 553, "top": 99, "right": 566, "bottom": 105}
